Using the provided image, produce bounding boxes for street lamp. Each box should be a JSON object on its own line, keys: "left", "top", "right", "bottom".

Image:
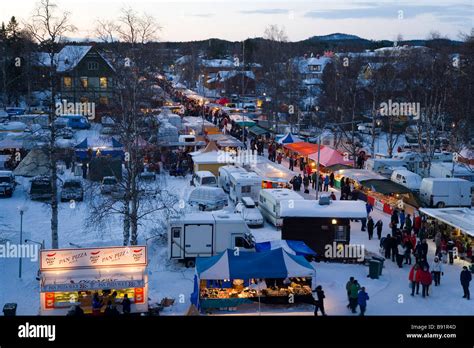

{"left": 17, "top": 205, "right": 28, "bottom": 278}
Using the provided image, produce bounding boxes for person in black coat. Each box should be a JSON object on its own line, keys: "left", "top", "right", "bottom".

{"left": 420, "top": 239, "right": 429, "bottom": 259}
{"left": 367, "top": 217, "right": 374, "bottom": 240}
{"left": 122, "top": 294, "right": 131, "bottom": 314}
{"left": 313, "top": 285, "right": 326, "bottom": 316}
{"left": 375, "top": 220, "right": 383, "bottom": 240}
{"left": 389, "top": 235, "right": 398, "bottom": 262}
{"left": 460, "top": 266, "right": 472, "bottom": 300}
{"left": 383, "top": 234, "right": 392, "bottom": 259}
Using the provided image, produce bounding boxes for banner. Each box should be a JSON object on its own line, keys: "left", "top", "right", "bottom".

{"left": 41, "top": 279, "right": 145, "bottom": 292}
{"left": 40, "top": 246, "right": 147, "bottom": 270}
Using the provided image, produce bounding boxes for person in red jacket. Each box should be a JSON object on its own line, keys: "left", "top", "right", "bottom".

{"left": 419, "top": 266, "right": 433, "bottom": 297}
{"left": 409, "top": 264, "right": 422, "bottom": 296}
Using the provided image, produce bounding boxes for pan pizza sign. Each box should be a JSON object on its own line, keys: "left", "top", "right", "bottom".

{"left": 40, "top": 246, "right": 147, "bottom": 270}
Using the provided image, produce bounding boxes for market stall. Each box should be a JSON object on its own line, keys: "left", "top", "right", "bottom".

{"left": 419, "top": 208, "right": 473, "bottom": 263}
{"left": 276, "top": 132, "right": 304, "bottom": 144}
{"left": 74, "top": 137, "right": 124, "bottom": 161}
{"left": 250, "top": 158, "right": 294, "bottom": 188}
{"left": 308, "top": 146, "right": 352, "bottom": 168}
{"left": 39, "top": 246, "right": 148, "bottom": 315}
{"left": 190, "top": 248, "right": 316, "bottom": 311}
{"left": 360, "top": 179, "right": 421, "bottom": 215}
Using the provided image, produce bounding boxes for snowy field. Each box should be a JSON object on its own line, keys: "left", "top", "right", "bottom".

{"left": 0, "top": 151, "right": 472, "bottom": 316}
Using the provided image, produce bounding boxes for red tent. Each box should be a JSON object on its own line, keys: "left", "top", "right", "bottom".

{"left": 216, "top": 97, "right": 230, "bottom": 105}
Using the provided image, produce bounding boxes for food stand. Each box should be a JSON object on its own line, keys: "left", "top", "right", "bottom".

{"left": 190, "top": 248, "right": 316, "bottom": 311}
{"left": 39, "top": 246, "right": 148, "bottom": 315}
{"left": 419, "top": 208, "right": 474, "bottom": 263}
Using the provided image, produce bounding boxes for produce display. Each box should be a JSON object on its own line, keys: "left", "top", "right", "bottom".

{"left": 200, "top": 279, "right": 312, "bottom": 299}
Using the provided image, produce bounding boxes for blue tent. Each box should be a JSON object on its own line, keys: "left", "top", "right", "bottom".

{"left": 74, "top": 137, "right": 124, "bottom": 160}
{"left": 255, "top": 240, "right": 317, "bottom": 257}
{"left": 190, "top": 248, "right": 316, "bottom": 307}
{"left": 276, "top": 132, "right": 304, "bottom": 144}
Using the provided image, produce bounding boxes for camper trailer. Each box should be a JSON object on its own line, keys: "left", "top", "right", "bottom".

{"left": 228, "top": 171, "right": 262, "bottom": 204}
{"left": 430, "top": 162, "right": 474, "bottom": 185}
{"left": 390, "top": 169, "right": 422, "bottom": 192}
{"left": 218, "top": 165, "right": 247, "bottom": 192}
{"left": 419, "top": 178, "right": 471, "bottom": 208}
{"left": 258, "top": 189, "right": 303, "bottom": 227}
{"left": 364, "top": 158, "right": 407, "bottom": 176}
{"left": 168, "top": 212, "right": 254, "bottom": 267}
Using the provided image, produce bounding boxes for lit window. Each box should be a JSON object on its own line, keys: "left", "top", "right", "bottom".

{"left": 63, "top": 77, "right": 72, "bottom": 88}
{"left": 80, "top": 77, "right": 88, "bottom": 88}
{"left": 88, "top": 62, "right": 99, "bottom": 70}
{"left": 100, "top": 77, "right": 108, "bottom": 88}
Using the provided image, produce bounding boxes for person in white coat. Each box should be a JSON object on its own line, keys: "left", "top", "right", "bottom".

{"left": 396, "top": 243, "right": 405, "bottom": 268}
{"left": 432, "top": 256, "right": 443, "bottom": 286}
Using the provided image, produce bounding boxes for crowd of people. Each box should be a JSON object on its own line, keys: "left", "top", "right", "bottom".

{"left": 66, "top": 291, "right": 132, "bottom": 316}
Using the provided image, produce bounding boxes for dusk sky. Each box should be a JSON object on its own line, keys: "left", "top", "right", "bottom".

{"left": 0, "top": 0, "right": 472, "bottom": 42}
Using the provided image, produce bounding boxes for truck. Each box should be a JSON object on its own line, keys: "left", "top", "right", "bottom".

{"left": 419, "top": 178, "right": 472, "bottom": 208}
{"left": 168, "top": 212, "right": 255, "bottom": 267}
{"left": 228, "top": 171, "right": 262, "bottom": 204}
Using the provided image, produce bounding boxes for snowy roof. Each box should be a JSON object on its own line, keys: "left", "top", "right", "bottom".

{"left": 191, "top": 150, "right": 227, "bottom": 164}
{"left": 207, "top": 70, "right": 255, "bottom": 83}
{"left": 333, "top": 169, "right": 386, "bottom": 182}
{"left": 229, "top": 171, "right": 261, "bottom": 181}
{"left": 261, "top": 188, "right": 303, "bottom": 200}
{"left": 201, "top": 59, "right": 234, "bottom": 68}
{"left": 431, "top": 162, "right": 474, "bottom": 175}
{"left": 280, "top": 199, "right": 367, "bottom": 218}
{"left": 36, "top": 45, "right": 115, "bottom": 73}
{"left": 419, "top": 208, "right": 474, "bottom": 237}
{"left": 292, "top": 56, "right": 331, "bottom": 75}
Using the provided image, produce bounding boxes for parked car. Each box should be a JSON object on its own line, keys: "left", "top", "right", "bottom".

{"left": 30, "top": 176, "right": 53, "bottom": 200}
{"left": 54, "top": 115, "right": 91, "bottom": 130}
{"left": 188, "top": 186, "right": 228, "bottom": 211}
{"left": 56, "top": 127, "right": 74, "bottom": 139}
{"left": 190, "top": 171, "right": 217, "bottom": 187}
{"left": 60, "top": 179, "right": 84, "bottom": 202}
{"left": 100, "top": 176, "right": 118, "bottom": 194}
{"left": 0, "top": 170, "right": 16, "bottom": 197}
{"left": 235, "top": 197, "right": 264, "bottom": 227}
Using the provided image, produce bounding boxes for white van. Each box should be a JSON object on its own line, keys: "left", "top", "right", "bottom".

{"left": 218, "top": 165, "right": 247, "bottom": 192}
{"left": 168, "top": 212, "right": 255, "bottom": 267}
{"left": 229, "top": 171, "right": 262, "bottom": 204}
{"left": 390, "top": 169, "right": 422, "bottom": 192}
{"left": 258, "top": 189, "right": 303, "bottom": 227}
{"left": 364, "top": 158, "right": 407, "bottom": 176}
{"left": 191, "top": 170, "right": 218, "bottom": 187}
{"left": 419, "top": 178, "right": 472, "bottom": 208}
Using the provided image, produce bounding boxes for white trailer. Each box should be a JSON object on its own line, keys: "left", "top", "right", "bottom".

{"left": 168, "top": 212, "right": 254, "bottom": 267}
{"left": 258, "top": 188, "right": 303, "bottom": 227}
{"left": 218, "top": 165, "right": 247, "bottom": 192}
{"left": 228, "top": 171, "right": 262, "bottom": 204}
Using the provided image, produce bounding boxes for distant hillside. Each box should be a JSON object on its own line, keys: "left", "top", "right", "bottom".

{"left": 308, "top": 33, "right": 365, "bottom": 41}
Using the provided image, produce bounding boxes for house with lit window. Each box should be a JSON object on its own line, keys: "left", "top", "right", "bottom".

{"left": 54, "top": 45, "right": 116, "bottom": 109}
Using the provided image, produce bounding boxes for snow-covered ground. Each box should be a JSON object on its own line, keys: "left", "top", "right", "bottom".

{"left": 0, "top": 151, "right": 472, "bottom": 316}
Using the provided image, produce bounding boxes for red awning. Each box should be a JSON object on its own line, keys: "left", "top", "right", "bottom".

{"left": 284, "top": 142, "right": 321, "bottom": 156}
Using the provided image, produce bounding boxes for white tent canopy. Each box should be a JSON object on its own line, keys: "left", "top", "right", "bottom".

{"left": 419, "top": 208, "right": 474, "bottom": 237}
